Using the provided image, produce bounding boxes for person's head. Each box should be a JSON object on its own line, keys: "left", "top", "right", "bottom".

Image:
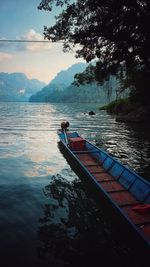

{"left": 61, "top": 121, "right": 69, "bottom": 130}
{"left": 65, "top": 121, "right": 69, "bottom": 128}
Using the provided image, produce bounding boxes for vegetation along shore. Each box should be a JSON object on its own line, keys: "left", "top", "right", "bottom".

{"left": 100, "top": 98, "right": 150, "bottom": 123}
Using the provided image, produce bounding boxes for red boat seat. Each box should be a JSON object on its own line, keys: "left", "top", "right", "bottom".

{"left": 132, "top": 204, "right": 150, "bottom": 214}
{"left": 69, "top": 137, "right": 86, "bottom": 151}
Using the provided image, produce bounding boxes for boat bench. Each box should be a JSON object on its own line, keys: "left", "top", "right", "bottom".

{"left": 98, "top": 152, "right": 150, "bottom": 203}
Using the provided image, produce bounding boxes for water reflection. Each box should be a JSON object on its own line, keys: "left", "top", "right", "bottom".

{"left": 0, "top": 102, "right": 150, "bottom": 266}
{"left": 89, "top": 118, "right": 150, "bottom": 181}
{"left": 37, "top": 171, "right": 136, "bottom": 267}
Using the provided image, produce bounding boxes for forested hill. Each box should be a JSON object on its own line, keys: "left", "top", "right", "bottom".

{"left": 29, "top": 62, "right": 117, "bottom": 103}
{"left": 29, "top": 82, "right": 117, "bottom": 104}
{"left": 29, "top": 62, "right": 89, "bottom": 102}
{"left": 0, "top": 72, "right": 46, "bottom": 102}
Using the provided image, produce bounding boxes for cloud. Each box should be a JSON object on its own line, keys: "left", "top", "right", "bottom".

{"left": 18, "top": 29, "right": 52, "bottom": 52}
{"left": 0, "top": 52, "right": 13, "bottom": 61}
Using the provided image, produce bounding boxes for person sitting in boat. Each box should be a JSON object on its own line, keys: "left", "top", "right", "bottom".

{"left": 61, "top": 121, "right": 69, "bottom": 131}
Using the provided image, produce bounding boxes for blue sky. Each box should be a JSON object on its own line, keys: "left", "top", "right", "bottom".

{"left": 0, "top": 0, "right": 84, "bottom": 83}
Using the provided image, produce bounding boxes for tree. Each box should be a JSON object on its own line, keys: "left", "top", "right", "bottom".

{"left": 38, "top": 0, "right": 150, "bottom": 103}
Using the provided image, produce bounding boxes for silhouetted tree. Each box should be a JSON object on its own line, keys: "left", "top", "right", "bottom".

{"left": 38, "top": 0, "right": 150, "bottom": 103}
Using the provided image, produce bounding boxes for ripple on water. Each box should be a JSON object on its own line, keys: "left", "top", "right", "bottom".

{"left": 0, "top": 102, "right": 150, "bottom": 266}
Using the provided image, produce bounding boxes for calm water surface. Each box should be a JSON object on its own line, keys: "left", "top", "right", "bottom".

{"left": 0, "top": 102, "right": 150, "bottom": 267}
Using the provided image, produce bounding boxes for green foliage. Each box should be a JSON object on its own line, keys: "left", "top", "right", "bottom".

{"left": 30, "top": 82, "right": 116, "bottom": 104}
{"left": 73, "top": 64, "right": 96, "bottom": 86}
{"left": 100, "top": 98, "right": 139, "bottom": 115}
{"left": 119, "top": 67, "right": 150, "bottom": 104}
{"left": 38, "top": 0, "right": 70, "bottom": 11}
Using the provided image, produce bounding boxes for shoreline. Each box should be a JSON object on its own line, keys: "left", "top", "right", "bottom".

{"left": 100, "top": 99, "right": 150, "bottom": 123}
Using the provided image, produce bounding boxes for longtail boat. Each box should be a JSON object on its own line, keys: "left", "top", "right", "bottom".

{"left": 57, "top": 127, "right": 150, "bottom": 253}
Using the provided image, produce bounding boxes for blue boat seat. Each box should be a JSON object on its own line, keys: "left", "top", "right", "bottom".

{"left": 102, "top": 156, "right": 115, "bottom": 171}
{"left": 129, "top": 179, "right": 150, "bottom": 203}
{"left": 119, "top": 170, "right": 137, "bottom": 190}
{"left": 119, "top": 169, "right": 150, "bottom": 203}
{"left": 98, "top": 151, "right": 107, "bottom": 165}
{"left": 109, "top": 162, "right": 125, "bottom": 180}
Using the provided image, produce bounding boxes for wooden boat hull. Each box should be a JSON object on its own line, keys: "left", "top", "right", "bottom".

{"left": 57, "top": 130, "right": 150, "bottom": 254}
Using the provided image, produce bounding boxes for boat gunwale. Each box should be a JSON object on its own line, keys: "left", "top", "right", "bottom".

{"left": 85, "top": 139, "right": 150, "bottom": 187}
{"left": 58, "top": 130, "right": 150, "bottom": 188}
{"left": 58, "top": 132, "right": 150, "bottom": 244}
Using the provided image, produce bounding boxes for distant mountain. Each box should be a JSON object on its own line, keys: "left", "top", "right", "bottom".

{"left": 29, "top": 62, "right": 89, "bottom": 102}
{"left": 30, "top": 81, "right": 117, "bottom": 104}
{"left": 0, "top": 72, "right": 46, "bottom": 102}
{"left": 50, "top": 62, "right": 88, "bottom": 86}
{"left": 29, "top": 83, "right": 67, "bottom": 102}
{"left": 29, "top": 62, "right": 117, "bottom": 104}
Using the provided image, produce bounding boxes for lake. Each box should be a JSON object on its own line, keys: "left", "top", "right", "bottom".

{"left": 0, "top": 102, "right": 150, "bottom": 266}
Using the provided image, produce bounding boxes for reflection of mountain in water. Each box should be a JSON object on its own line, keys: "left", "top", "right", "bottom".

{"left": 37, "top": 171, "right": 134, "bottom": 267}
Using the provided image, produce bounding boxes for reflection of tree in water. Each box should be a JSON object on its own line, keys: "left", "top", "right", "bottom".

{"left": 37, "top": 171, "right": 133, "bottom": 267}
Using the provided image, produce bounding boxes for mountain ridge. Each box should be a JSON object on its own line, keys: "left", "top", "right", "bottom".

{"left": 29, "top": 62, "right": 89, "bottom": 102}
{"left": 49, "top": 62, "right": 88, "bottom": 86}
{"left": 29, "top": 62, "right": 117, "bottom": 104}
{"left": 0, "top": 72, "right": 46, "bottom": 102}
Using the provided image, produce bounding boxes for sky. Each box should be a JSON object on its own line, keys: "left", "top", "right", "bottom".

{"left": 0, "top": 0, "right": 84, "bottom": 83}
